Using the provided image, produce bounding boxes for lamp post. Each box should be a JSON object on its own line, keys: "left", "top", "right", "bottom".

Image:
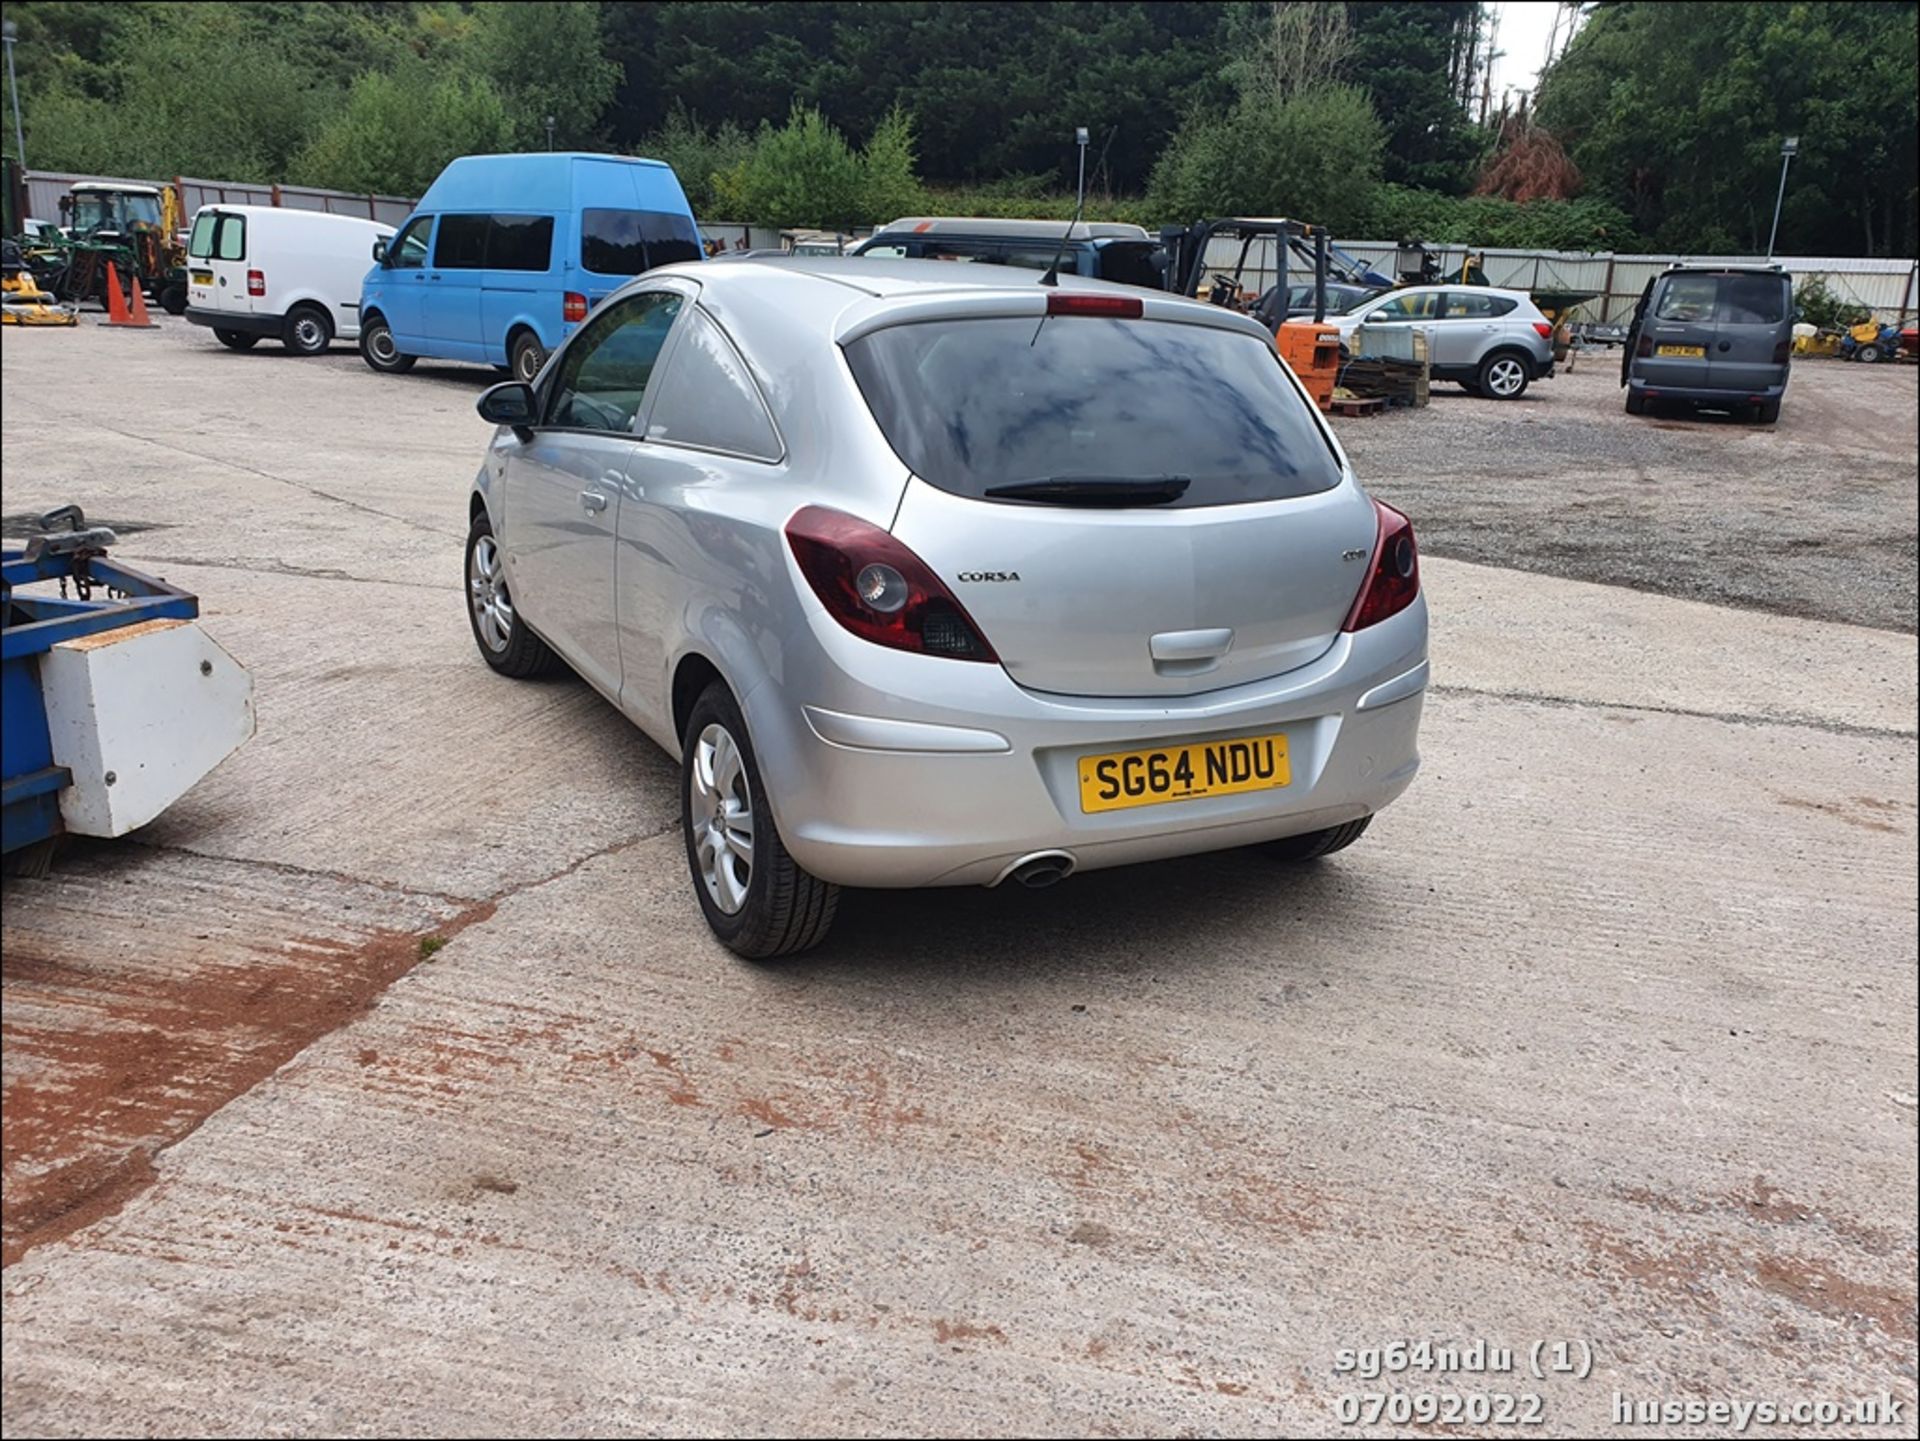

{"left": 1075, "top": 126, "right": 1089, "bottom": 213}
{"left": 2, "top": 20, "right": 25, "bottom": 170}
{"left": 1766, "top": 135, "right": 1798, "bottom": 258}
{"left": 544, "top": 115, "right": 556, "bottom": 152}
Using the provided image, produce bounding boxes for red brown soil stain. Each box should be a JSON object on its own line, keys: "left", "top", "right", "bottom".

{"left": 1, "top": 898, "right": 495, "bottom": 1268}
{"left": 932, "top": 1318, "right": 1008, "bottom": 1348}
{"left": 1773, "top": 793, "right": 1904, "bottom": 833}
{"left": 1613, "top": 1174, "right": 1901, "bottom": 1255}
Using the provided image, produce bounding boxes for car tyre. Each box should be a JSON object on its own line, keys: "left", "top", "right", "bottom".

{"left": 510, "top": 329, "right": 547, "bottom": 384}
{"left": 682, "top": 681, "right": 838, "bottom": 960}
{"left": 159, "top": 282, "right": 188, "bottom": 316}
{"left": 282, "top": 303, "right": 333, "bottom": 356}
{"left": 1458, "top": 379, "right": 1482, "bottom": 395}
{"left": 213, "top": 328, "right": 260, "bottom": 352}
{"left": 359, "top": 313, "right": 416, "bottom": 374}
{"left": 1624, "top": 390, "right": 1647, "bottom": 415}
{"left": 1476, "top": 351, "right": 1530, "bottom": 400}
{"left": 1752, "top": 399, "right": 1781, "bottom": 424}
{"left": 1263, "top": 815, "right": 1372, "bottom": 862}
{"left": 465, "top": 511, "right": 561, "bottom": 678}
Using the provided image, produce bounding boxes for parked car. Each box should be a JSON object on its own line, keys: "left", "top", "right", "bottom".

{"left": 463, "top": 259, "right": 1429, "bottom": 958}
{"left": 852, "top": 217, "right": 1162, "bottom": 288}
{"left": 182, "top": 206, "right": 394, "bottom": 355}
{"left": 1621, "top": 264, "right": 1793, "bottom": 422}
{"left": 358, "top": 152, "right": 702, "bottom": 383}
{"left": 1331, "top": 284, "right": 1557, "bottom": 399}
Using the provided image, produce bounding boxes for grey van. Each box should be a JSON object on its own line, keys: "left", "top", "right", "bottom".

{"left": 852, "top": 217, "right": 1162, "bottom": 287}
{"left": 1622, "top": 265, "right": 1793, "bottom": 422}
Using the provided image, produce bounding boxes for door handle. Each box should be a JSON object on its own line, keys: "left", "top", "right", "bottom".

{"left": 580, "top": 490, "right": 609, "bottom": 514}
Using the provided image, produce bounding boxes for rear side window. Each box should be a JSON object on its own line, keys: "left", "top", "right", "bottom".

{"left": 214, "top": 214, "right": 245, "bottom": 262}
{"left": 845, "top": 316, "right": 1341, "bottom": 509}
{"left": 487, "top": 215, "right": 554, "bottom": 272}
{"left": 1446, "top": 291, "right": 1517, "bottom": 318}
{"left": 1654, "top": 275, "right": 1719, "bottom": 322}
{"left": 644, "top": 309, "right": 782, "bottom": 462}
{"left": 581, "top": 209, "right": 704, "bottom": 276}
{"left": 434, "top": 214, "right": 489, "bottom": 269}
{"left": 188, "top": 212, "right": 216, "bottom": 259}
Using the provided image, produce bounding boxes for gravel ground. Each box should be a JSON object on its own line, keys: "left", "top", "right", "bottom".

{"left": 1336, "top": 357, "right": 1920, "bottom": 633}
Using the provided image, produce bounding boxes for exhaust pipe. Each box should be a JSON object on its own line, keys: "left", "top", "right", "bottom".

{"left": 998, "top": 850, "right": 1077, "bottom": 889}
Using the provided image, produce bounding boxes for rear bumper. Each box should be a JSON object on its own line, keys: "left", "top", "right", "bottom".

{"left": 743, "top": 599, "right": 1430, "bottom": 889}
{"left": 1627, "top": 377, "right": 1786, "bottom": 403}
{"left": 184, "top": 307, "right": 280, "bottom": 337}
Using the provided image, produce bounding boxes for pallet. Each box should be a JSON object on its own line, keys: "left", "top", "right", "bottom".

{"left": 1329, "top": 395, "right": 1388, "bottom": 417}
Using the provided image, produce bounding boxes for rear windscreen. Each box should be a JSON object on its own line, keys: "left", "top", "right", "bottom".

{"left": 844, "top": 316, "right": 1342, "bottom": 509}
{"left": 1656, "top": 274, "right": 1787, "bottom": 324}
{"left": 581, "top": 209, "right": 703, "bottom": 275}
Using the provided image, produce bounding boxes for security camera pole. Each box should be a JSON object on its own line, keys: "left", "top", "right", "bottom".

{"left": 1075, "top": 126, "right": 1089, "bottom": 213}
{"left": 1766, "top": 136, "right": 1798, "bottom": 258}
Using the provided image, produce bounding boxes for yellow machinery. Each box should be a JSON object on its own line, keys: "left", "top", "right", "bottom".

{"left": 2, "top": 241, "right": 78, "bottom": 326}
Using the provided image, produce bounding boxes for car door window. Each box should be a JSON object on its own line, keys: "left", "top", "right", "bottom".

{"left": 214, "top": 213, "right": 246, "bottom": 261}
{"left": 1369, "top": 291, "right": 1441, "bottom": 321}
{"left": 188, "top": 212, "right": 217, "bottom": 259}
{"left": 487, "top": 214, "right": 554, "bottom": 272}
{"left": 545, "top": 291, "right": 685, "bottom": 434}
{"left": 434, "top": 214, "right": 488, "bottom": 270}
{"left": 388, "top": 216, "right": 432, "bottom": 270}
{"left": 643, "top": 309, "right": 783, "bottom": 462}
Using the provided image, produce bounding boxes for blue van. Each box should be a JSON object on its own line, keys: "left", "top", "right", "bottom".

{"left": 358, "top": 152, "right": 702, "bottom": 381}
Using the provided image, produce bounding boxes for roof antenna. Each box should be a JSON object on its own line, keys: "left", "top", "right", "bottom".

{"left": 1038, "top": 126, "right": 1090, "bottom": 288}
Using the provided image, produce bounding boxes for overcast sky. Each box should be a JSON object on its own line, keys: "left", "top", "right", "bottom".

{"left": 1486, "top": 1, "right": 1571, "bottom": 106}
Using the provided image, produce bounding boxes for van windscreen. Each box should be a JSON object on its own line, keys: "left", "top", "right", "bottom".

{"left": 582, "top": 209, "right": 703, "bottom": 276}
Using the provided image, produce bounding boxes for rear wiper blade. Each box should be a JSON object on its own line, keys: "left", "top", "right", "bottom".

{"left": 983, "top": 475, "right": 1192, "bottom": 506}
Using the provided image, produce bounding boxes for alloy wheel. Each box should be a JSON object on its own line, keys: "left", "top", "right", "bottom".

{"left": 468, "top": 534, "right": 514, "bottom": 652}
{"left": 690, "top": 723, "right": 755, "bottom": 915}
{"left": 1486, "top": 357, "right": 1526, "bottom": 397}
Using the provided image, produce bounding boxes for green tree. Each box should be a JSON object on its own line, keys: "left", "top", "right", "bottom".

{"left": 465, "top": 0, "right": 620, "bottom": 149}
{"left": 1537, "top": 1, "right": 1919, "bottom": 256}
{"left": 635, "top": 104, "right": 754, "bottom": 215}
{"left": 860, "top": 107, "right": 927, "bottom": 223}
{"left": 293, "top": 64, "right": 514, "bottom": 195}
{"left": 713, "top": 106, "right": 867, "bottom": 226}
{"left": 1148, "top": 84, "right": 1385, "bottom": 232}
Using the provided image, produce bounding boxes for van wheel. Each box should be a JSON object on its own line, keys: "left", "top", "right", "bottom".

{"left": 359, "top": 314, "right": 415, "bottom": 374}
{"left": 159, "top": 283, "right": 187, "bottom": 316}
{"left": 682, "top": 681, "right": 838, "bottom": 961}
{"left": 1477, "top": 351, "right": 1530, "bottom": 400}
{"left": 1625, "top": 390, "right": 1647, "bottom": 415}
{"left": 509, "top": 330, "right": 547, "bottom": 384}
{"left": 282, "top": 304, "right": 333, "bottom": 356}
{"left": 1752, "top": 399, "right": 1781, "bottom": 424}
{"left": 213, "top": 329, "right": 260, "bottom": 352}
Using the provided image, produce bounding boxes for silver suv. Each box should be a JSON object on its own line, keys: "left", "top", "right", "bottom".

{"left": 1332, "top": 284, "right": 1557, "bottom": 399}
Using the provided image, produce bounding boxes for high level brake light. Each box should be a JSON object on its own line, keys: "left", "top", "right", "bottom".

{"left": 1342, "top": 499, "right": 1421, "bottom": 632}
{"left": 1046, "top": 293, "right": 1143, "bottom": 318}
{"left": 785, "top": 506, "right": 998, "bottom": 662}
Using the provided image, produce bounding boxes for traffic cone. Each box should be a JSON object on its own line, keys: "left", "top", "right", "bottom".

{"left": 98, "top": 263, "right": 158, "bottom": 328}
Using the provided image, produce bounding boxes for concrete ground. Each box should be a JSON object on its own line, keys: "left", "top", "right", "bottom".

{"left": 1, "top": 317, "right": 1915, "bottom": 1438}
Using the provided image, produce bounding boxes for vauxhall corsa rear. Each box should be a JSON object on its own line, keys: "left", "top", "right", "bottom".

{"left": 463, "top": 260, "right": 1428, "bottom": 958}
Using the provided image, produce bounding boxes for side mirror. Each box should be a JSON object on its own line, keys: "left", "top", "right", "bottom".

{"left": 477, "top": 381, "right": 537, "bottom": 440}
{"left": 372, "top": 238, "right": 389, "bottom": 264}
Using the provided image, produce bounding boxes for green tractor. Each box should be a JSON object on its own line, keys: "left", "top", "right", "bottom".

{"left": 30, "top": 182, "right": 189, "bottom": 314}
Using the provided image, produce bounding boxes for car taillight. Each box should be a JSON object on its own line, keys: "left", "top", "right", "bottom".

{"left": 1342, "top": 499, "right": 1420, "bottom": 632}
{"left": 1046, "top": 292, "right": 1143, "bottom": 318}
{"left": 247, "top": 269, "right": 265, "bottom": 297}
{"left": 785, "top": 506, "right": 998, "bottom": 662}
{"left": 563, "top": 292, "right": 588, "bottom": 322}
{"left": 1773, "top": 339, "right": 1791, "bottom": 364}
{"left": 1532, "top": 321, "right": 1553, "bottom": 339}
{"left": 1636, "top": 331, "right": 1653, "bottom": 357}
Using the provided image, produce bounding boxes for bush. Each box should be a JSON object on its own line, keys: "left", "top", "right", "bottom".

{"left": 1363, "top": 184, "right": 1640, "bottom": 251}
{"left": 293, "top": 66, "right": 516, "bottom": 196}
{"left": 637, "top": 104, "right": 754, "bottom": 215}
{"left": 1792, "top": 276, "right": 1870, "bottom": 330}
{"left": 711, "top": 105, "right": 931, "bottom": 227}
{"left": 1147, "top": 85, "right": 1384, "bottom": 235}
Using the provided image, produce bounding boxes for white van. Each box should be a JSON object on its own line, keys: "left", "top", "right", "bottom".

{"left": 184, "top": 206, "right": 393, "bottom": 355}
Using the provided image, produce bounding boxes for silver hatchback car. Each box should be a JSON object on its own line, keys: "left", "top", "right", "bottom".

{"left": 466, "top": 260, "right": 1429, "bottom": 957}
{"left": 1332, "top": 284, "right": 1556, "bottom": 399}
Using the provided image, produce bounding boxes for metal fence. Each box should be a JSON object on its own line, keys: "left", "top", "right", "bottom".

{"left": 1203, "top": 236, "right": 1918, "bottom": 324}
{"left": 24, "top": 169, "right": 418, "bottom": 228}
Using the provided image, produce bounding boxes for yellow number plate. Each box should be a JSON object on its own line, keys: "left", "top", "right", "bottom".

{"left": 1078, "top": 732, "right": 1290, "bottom": 814}
{"left": 191, "top": 270, "right": 213, "bottom": 285}
{"left": 1655, "top": 344, "right": 1705, "bottom": 357}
